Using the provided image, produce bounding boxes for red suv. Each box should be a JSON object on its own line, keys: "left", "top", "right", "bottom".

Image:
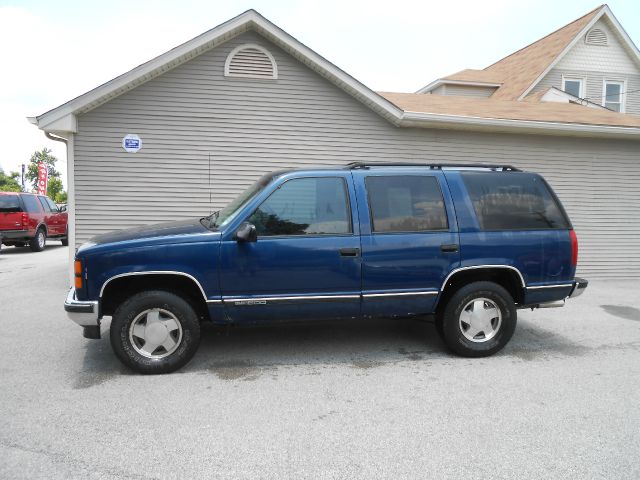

{"left": 0, "top": 192, "right": 68, "bottom": 252}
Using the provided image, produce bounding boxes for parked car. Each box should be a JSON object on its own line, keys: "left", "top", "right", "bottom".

{"left": 65, "top": 163, "right": 587, "bottom": 373}
{"left": 0, "top": 192, "right": 68, "bottom": 251}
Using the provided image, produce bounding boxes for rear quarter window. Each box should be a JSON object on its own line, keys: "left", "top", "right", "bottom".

{"left": 21, "top": 195, "right": 42, "bottom": 213}
{"left": 461, "top": 172, "right": 569, "bottom": 230}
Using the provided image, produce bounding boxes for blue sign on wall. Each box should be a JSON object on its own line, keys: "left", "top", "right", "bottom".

{"left": 122, "top": 134, "right": 142, "bottom": 153}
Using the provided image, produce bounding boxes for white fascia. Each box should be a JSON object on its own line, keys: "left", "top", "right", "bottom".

{"left": 401, "top": 111, "right": 640, "bottom": 139}
{"left": 31, "top": 10, "right": 403, "bottom": 131}
{"left": 416, "top": 79, "right": 502, "bottom": 94}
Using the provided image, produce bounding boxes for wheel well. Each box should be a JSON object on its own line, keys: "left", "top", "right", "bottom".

{"left": 437, "top": 268, "right": 524, "bottom": 312}
{"left": 36, "top": 223, "right": 47, "bottom": 235}
{"left": 100, "top": 274, "right": 210, "bottom": 320}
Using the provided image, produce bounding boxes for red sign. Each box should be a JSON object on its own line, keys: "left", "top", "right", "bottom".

{"left": 37, "top": 162, "right": 48, "bottom": 195}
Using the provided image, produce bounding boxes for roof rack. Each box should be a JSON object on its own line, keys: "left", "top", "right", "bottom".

{"left": 345, "top": 162, "right": 522, "bottom": 172}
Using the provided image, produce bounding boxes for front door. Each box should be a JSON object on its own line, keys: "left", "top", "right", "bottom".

{"left": 353, "top": 171, "right": 460, "bottom": 317}
{"left": 219, "top": 173, "right": 361, "bottom": 322}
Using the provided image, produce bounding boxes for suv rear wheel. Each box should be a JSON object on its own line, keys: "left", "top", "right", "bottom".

{"left": 29, "top": 227, "right": 46, "bottom": 252}
{"left": 61, "top": 228, "right": 69, "bottom": 246}
{"left": 110, "top": 290, "right": 201, "bottom": 374}
{"left": 440, "top": 281, "right": 516, "bottom": 357}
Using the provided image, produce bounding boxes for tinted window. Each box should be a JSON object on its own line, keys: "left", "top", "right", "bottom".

{"left": 45, "top": 197, "right": 59, "bottom": 212}
{"left": 461, "top": 172, "right": 570, "bottom": 230}
{"left": 0, "top": 195, "right": 21, "bottom": 212}
{"left": 38, "top": 196, "right": 54, "bottom": 212}
{"left": 21, "top": 195, "right": 42, "bottom": 213}
{"left": 366, "top": 176, "right": 448, "bottom": 232}
{"left": 249, "top": 177, "right": 351, "bottom": 236}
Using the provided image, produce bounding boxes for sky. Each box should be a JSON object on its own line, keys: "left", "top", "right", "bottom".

{"left": 1, "top": 0, "right": 639, "bottom": 189}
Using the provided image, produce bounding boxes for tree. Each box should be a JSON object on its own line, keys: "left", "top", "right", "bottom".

{"left": 48, "top": 177, "right": 67, "bottom": 203}
{"left": 25, "top": 148, "right": 67, "bottom": 202}
{"left": 0, "top": 168, "right": 22, "bottom": 192}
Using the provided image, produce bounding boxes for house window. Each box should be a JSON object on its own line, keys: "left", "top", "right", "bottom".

{"left": 603, "top": 81, "right": 624, "bottom": 112}
{"left": 224, "top": 44, "right": 278, "bottom": 79}
{"left": 562, "top": 77, "right": 583, "bottom": 98}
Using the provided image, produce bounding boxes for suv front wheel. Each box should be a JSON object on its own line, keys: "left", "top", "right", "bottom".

{"left": 110, "top": 291, "right": 201, "bottom": 374}
{"left": 440, "top": 281, "right": 517, "bottom": 357}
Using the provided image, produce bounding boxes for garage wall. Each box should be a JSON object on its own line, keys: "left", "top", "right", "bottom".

{"left": 74, "top": 31, "right": 640, "bottom": 278}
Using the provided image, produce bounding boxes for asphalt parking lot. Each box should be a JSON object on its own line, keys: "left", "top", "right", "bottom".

{"left": 1, "top": 245, "right": 639, "bottom": 479}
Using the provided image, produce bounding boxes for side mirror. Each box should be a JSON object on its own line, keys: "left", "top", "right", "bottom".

{"left": 59, "top": 205, "right": 67, "bottom": 213}
{"left": 234, "top": 222, "right": 257, "bottom": 243}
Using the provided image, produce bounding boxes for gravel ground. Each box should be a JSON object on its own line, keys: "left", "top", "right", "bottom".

{"left": 1, "top": 245, "right": 639, "bottom": 479}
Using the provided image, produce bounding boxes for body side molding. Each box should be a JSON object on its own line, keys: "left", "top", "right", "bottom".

{"left": 99, "top": 271, "right": 220, "bottom": 303}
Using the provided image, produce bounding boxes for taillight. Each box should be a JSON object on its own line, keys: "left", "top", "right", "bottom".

{"left": 569, "top": 230, "right": 578, "bottom": 267}
{"left": 74, "top": 260, "right": 83, "bottom": 289}
{"left": 21, "top": 213, "right": 28, "bottom": 228}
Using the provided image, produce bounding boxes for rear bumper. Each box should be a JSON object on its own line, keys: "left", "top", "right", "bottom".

{"left": 569, "top": 277, "right": 588, "bottom": 298}
{"left": 64, "top": 288, "right": 100, "bottom": 328}
{"left": 0, "top": 230, "right": 29, "bottom": 241}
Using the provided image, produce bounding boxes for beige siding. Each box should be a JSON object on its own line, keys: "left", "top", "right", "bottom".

{"left": 75, "top": 31, "right": 640, "bottom": 278}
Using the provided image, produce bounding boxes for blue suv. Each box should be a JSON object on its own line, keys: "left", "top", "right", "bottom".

{"left": 65, "top": 163, "right": 587, "bottom": 373}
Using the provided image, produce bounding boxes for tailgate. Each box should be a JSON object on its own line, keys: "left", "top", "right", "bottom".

{"left": 0, "top": 195, "right": 23, "bottom": 230}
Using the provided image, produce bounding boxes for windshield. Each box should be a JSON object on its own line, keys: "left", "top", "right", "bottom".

{"left": 201, "top": 173, "right": 276, "bottom": 230}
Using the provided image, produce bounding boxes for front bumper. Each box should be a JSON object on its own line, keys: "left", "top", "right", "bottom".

{"left": 569, "top": 277, "right": 588, "bottom": 298}
{"left": 64, "top": 288, "right": 101, "bottom": 338}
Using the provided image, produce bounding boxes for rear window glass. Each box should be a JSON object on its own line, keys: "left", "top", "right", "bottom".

{"left": 21, "top": 195, "right": 41, "bottom": 213}
{"left": 461, "top": 172, "right": 570, "bottom": 230}
{"left": 0, "top": 195, "right": 21, "bottom": 212}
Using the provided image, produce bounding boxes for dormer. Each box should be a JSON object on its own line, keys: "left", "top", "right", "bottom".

{"left": 417, "top": 69, "right": 502, "bottom": 97}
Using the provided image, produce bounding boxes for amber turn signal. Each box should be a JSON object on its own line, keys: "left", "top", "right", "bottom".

{"left": 74, "top": 260, "right": 83, "bottom": 289}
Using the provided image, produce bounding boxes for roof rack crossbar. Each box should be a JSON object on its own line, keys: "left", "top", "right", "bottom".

{"left": 345, "top": 162, "right": 522, "bottom": 172}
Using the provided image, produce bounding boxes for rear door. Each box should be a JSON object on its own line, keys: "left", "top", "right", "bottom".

{"left": 353, "top": 170, "right": 460, "bottom": 317}
{"left": 38, "top": 196, "right": 63, "bottom": 235}
{"left": 0, "top": 194, "right": 23, "bottom": 231}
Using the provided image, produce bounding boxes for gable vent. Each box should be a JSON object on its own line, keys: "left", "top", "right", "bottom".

{"left": 224, "top": 44, "right": 278, "bottom": 79}
{"left": 585, "top": 28, "right": 608, "bottom": 46}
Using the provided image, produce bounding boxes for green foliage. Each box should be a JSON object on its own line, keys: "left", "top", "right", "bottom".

{"left": 0, "top": 168, "right": 22, "bottom": 192}
{"left": 25, "top": 148, "right": 66, "bottom": 200}
{"left": 48, "top": 177, "right": 67, "bottom": 203}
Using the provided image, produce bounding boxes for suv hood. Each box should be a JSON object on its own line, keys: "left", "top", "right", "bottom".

{"left": 84, "top": 218, "right": 213, "bottom": 249}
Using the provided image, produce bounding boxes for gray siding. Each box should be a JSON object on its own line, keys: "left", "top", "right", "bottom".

{"left": 75, "top": 31, "right": 640, "bottom": 278}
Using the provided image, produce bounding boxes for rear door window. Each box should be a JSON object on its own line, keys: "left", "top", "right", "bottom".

{"left": 461, "top": 172, "right": 570, "bottom": 230}
{"left": 365, "top": 175, "right": 448, "bottom": 232}
{"left": 0, "top": 195, "right": 21, "bottom": 212}
{"left": 248, "top": 177, "right": 352, "bottom": 236}
{"left": 21, "top": 195, "right": 42, "bottom": 213}
{"left": 38, "top": 196, "right": 55, "bottom": 213}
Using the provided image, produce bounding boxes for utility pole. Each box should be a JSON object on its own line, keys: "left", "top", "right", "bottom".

{"left": 21, "top": 164, "right": 25, "bottom": 191}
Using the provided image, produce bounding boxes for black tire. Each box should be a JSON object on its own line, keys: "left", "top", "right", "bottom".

{"left": 110, "top": 290, "right": 201, "bottom": 374}
{"left": 29, "top": 228, "right": 46, "bottom": 252}
{"left": 440, "top": 281, "right": 516, "bottom": 357}
{"left": 434, "top": 312, "right": 445, "bottom": 341}
{"left": 61, "top": 232, "right": 69, "bottom": 246}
